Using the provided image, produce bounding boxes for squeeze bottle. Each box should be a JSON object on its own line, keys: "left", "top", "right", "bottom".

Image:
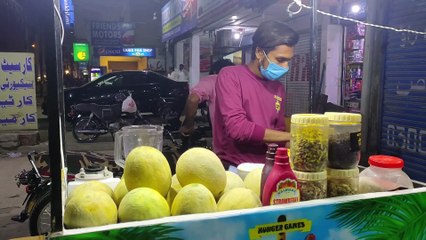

{"left": 262, "top": 148, "right": 300, "bottom": 206}
{"left": 260, "top": 144, "right": 278, "bottom": 197}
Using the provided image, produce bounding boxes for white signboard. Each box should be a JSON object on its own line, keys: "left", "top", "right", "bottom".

{"left": 0, "top": 52, "right": 38, "bottom": 130}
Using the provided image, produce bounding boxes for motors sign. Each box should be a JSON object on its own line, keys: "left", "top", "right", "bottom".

{"left": 91, "top": 22, "right": 135, "bottom": 46}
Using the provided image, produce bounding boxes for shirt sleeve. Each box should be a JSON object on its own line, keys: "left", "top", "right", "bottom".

{"left": 191, "top": 76, "right": 213, "bottom": 103}
{"left": 215, "top": 67, "right": 265, "bottom": 143}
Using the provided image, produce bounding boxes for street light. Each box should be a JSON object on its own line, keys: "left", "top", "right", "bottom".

{"left": 351, "top": 4, "right": 361, "bottom": 14}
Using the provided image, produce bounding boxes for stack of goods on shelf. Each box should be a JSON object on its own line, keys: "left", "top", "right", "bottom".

{"left": 290, "top": 114, "right": 329, "bottom": 201}
{"left": 325, "top": 112, "right": 361, "bottom": 197}
{"left": 344, "top": 23, "right": 366, "bottom": 113}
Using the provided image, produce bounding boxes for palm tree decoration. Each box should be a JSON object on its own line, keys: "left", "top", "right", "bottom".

{"left": 58, "top": 224, "right": 183, "bottom": 240}
{"left": 328, "top": 193, "right": 426, "bottom": 240}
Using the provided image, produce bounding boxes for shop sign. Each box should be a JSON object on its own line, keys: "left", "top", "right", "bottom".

{"left": 122, "top": 48, "right": 156, "bottom": 57}
{"left": 91, "top": 22, "right": 135, "bottom": 46}
{"left": 0, "top": 52, "right": 37, "bottom": 130}
{"left": 60, "top": 0, "right": 74, "bottom": 29}
{"left": 73, "top": 43, "right": 90, "bottom": 62}
{"left": 50, "top": 190, "right": 426, "bottom": 240}
{"left": 78, "top": 62, "right": 88, "bottom": 70}
{"left": 161, "top": 0, "right": 198, "bottom": 42}
{"left": 94, "top": 47, "right": 156, "bottom": 58}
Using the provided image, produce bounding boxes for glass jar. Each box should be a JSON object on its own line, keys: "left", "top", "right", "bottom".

{"left": 294, "top": 170, "right": 327, "bottom": 201}
{"left": 359, "top": 155, "right": 413, "bottom": 193}
{"left": 327, "top": 168, "right": 359, "bottom": 197}
{"left": 324, "top": 112, "right": 362, "bottom": 169}
{"left": 290, "top": 114, "right": 329, "bottom": 172}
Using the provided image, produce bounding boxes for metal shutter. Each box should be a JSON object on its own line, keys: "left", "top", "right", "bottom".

{"left": 284, "top": 32, "right": 321, "bottom": 116}
{"left": 381, "top": 0, "right": 426, "bottom": 182}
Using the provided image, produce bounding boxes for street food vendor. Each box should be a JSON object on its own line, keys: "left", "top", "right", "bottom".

{"left": 213, "top": 20, "right": 299, "bottom": 169}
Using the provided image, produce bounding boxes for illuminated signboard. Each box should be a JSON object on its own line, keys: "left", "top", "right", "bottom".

{"left": 73, "top": 43, "right": 90, "bottom": 62}
{"left": 122, "top": 48, "right": 156, "bottom": 57}
{"left": 94, "top": 47, "right": 156, "bottom": 57}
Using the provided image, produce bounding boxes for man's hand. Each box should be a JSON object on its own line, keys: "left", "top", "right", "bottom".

{"left": 179, "top": 123, "right": 195, "bottom": 136}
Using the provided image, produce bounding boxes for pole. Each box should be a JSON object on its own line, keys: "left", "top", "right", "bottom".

{"left": 41, "top": 0, "right": 67, "bottom": 232}
{"left": 310, "top": 0, "right": 319, "bottom": 112}
{"left": 360, "top": 0, "right": 388, "bottom": 165}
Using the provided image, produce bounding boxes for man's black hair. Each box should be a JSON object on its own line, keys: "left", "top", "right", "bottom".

{"left": 251, "top": 20, "right": 299, "bottom": 59}
{"left": 210, "top": 59, "right": 234, "bottom": 75}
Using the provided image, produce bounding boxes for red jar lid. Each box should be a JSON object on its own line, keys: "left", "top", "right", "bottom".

{"left": 368, "top": 155, "right": 404, "bottom": 168}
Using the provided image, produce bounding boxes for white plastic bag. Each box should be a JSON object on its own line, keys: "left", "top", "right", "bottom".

{"left": 121, "top": 94, "right": 137, "bottom": 113}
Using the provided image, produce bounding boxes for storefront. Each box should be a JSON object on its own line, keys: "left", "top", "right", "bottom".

{"left": 379, "top": 0, "right": 426, "bottom": 182}
{"left": 94, "top": 47, "right": 156, "bottom": 72}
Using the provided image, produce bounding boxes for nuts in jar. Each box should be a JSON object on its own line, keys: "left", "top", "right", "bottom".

{"left": 327, "top": 168, "right": 359, "bottom": 197}
{"left": 290, "top": 114, "right": 329, "bottom": 172}
{"left": 294, "top": 170, "right": 327, "bottom": 201}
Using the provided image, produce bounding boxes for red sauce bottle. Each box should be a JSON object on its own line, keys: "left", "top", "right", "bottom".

{"left": 262, "top": 148, "right": 300, "bottom": 206}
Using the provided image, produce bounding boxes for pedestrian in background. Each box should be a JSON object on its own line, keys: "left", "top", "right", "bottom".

{"left": 180, "top": 59, "right": 234, "bottom": 137}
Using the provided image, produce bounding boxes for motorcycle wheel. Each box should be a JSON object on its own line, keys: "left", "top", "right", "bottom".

{"left": 29, "top": 192, "right": 51, "bottom": 236}
{"left": 72, "top": 116, "right": 100, "bottom": 143}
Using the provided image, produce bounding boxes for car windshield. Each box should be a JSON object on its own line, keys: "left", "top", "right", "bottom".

{"left": 92, "top": 74, "right": 123, "bottom": 87}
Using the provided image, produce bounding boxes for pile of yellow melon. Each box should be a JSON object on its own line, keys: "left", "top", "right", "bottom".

{"left": 64, "top": 146, "right": 262, "bottom": 229}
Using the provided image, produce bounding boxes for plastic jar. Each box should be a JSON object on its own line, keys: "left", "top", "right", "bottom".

{"left": 324, "top": 112, "right": 362, "bottom": 169}
{"left": 290, "top": 114, "right": 329, "bottom": 172}
{"left": 294, "top": 170, "right": 327, "bottom": 201}
{"left": 327, "top": 168, "right": 359, "bottom": 197}
{"left": 359, "top": 155, "right": 413, "bottom": 193}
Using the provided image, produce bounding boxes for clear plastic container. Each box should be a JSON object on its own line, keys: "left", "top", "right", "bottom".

{"left": 359, "top": 155, "right": 413, "bottom": 193}
{"left": 325, "top": 112, "right": 361, "bottom": 169}
{"left": 294, "top": 170, "right": 327, "bottom": 201}
{"left": 290, "top": 114, "right": 329, "bottom": 172}
{"left": 327, "top": 168, "right": 359, "bottom": 197}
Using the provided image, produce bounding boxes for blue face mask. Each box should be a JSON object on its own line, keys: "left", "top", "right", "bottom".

{"left": 260, "top": 51, "right": 289, "bottom": 81}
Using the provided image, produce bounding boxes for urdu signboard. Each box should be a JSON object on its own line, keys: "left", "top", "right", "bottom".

{"left": 0, "top": 52, "right": 37, "bottom": 130}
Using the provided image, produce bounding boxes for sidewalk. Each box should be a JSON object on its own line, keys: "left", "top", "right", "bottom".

{"left": 0, "top": 121, "right": 114, "bottom": 159}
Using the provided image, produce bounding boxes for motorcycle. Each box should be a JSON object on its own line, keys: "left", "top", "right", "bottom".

{"left": 70, "top": 102, "right": 143, "bottom": 143}
{"left": 11, "top": 151, "right": 52, "bottom": 236}
{"left": 71, "top": 92, "right": 182, "bottom": 143}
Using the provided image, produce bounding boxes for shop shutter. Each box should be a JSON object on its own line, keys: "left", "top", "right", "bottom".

{"left": 380, "top": 0, "right": 426, "bottom": 182}
{"left": 284, "top": 32, "right": 321, "bottom": 117}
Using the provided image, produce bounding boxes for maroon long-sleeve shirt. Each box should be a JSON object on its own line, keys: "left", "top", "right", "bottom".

{"left": 213, "top": 65, "right": 286, "bottom": 166}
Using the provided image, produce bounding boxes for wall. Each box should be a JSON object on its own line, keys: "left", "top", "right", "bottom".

{"left": 99, "top": 56, "right": 147, "bottom": 73}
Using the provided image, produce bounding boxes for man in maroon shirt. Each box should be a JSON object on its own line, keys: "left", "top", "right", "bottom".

{"left": 214, "top": 21, "right": 299, "bottom": 168}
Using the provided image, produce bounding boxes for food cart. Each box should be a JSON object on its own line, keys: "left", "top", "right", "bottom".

{"left": 38, "top": 0, "right": 426, "bottom": 239}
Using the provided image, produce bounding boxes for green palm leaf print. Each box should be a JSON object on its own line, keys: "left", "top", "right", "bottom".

{"left": 328, "top": 194, "right": 426, "bottom": 240}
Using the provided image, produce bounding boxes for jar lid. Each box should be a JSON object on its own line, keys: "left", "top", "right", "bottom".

{"left": 324, "top": 112, "right": 361, "bottom": 123}
{"left": 327, "top": 168, "right": 359, "bottom": 178}
{"left": 294, "top": 170, "right": 327, "bottom": 181}
{"left": 368, "top": 155, "right": 404, "bottom": 168}
{"left": 291, "top": 114, "right": 329, "bottom": 125}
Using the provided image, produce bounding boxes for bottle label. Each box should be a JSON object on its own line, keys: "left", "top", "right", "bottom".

{"left": 270, "top": 179, "right": 300, "bottom": 205}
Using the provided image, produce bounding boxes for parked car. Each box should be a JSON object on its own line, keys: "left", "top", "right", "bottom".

{"left": 42, "top": 70, "right": 189, "bottom": 122}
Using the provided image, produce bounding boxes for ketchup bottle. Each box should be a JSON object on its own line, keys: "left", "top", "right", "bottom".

{"left": 262, "top": 148, "right": 300, "bottom": 206}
